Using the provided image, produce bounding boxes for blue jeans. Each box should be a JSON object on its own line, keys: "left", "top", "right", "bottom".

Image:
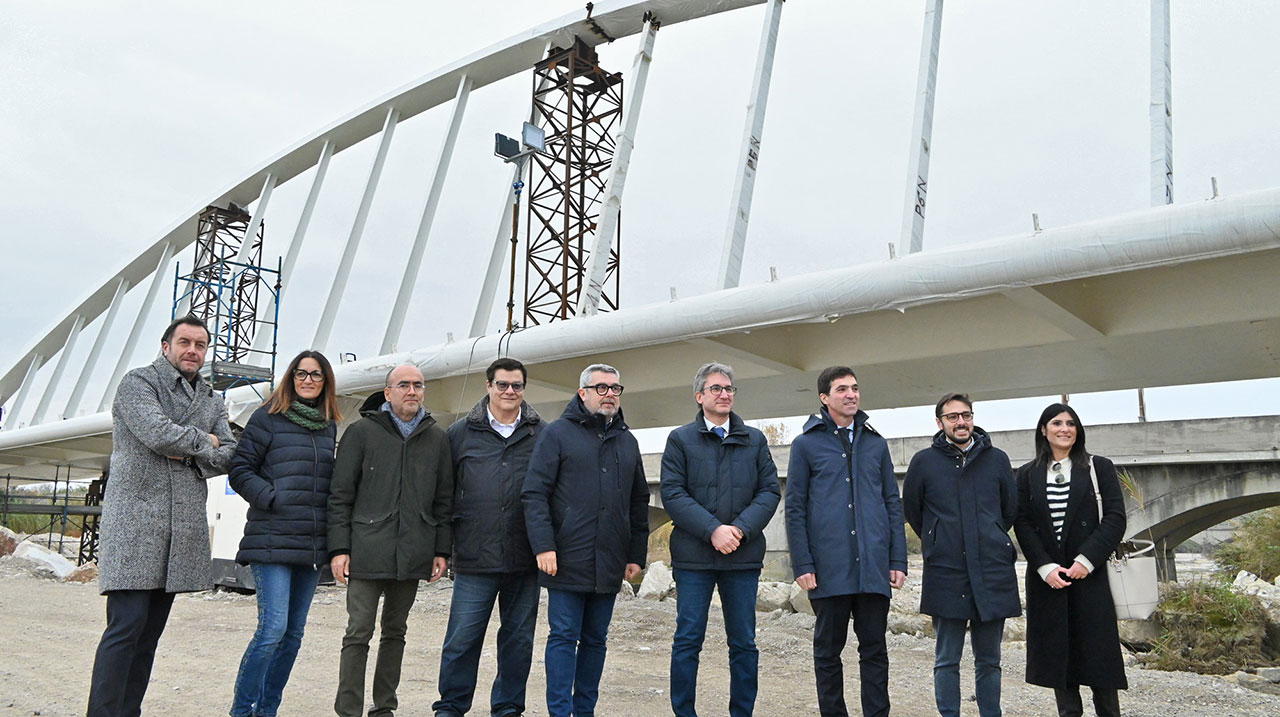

{"left": 670, "top": 568, "right": 760, "bottom": 717}
{"left": 432, "top": 571, "right": 539, "bottom": 716}
{"left": 544, "top": 589, "right": 617, "bottom": 717}
{"left": 229, "top": 563, "right": 321, "bottom": 717}
{"left": 932, "top": 616, "right": 1005, "bottom": 717}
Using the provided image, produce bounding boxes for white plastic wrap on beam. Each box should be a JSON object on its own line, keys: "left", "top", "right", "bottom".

{"left": 0, "top": 0, "right": 764, "bottom": 405}
{"left": 295, "top": 188, "right": 1280, "bottom": 396}
{"left": 2, "top": 187, "right": 1278, "bottom": 451}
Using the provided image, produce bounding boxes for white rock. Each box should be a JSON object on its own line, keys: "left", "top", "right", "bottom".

{"left": 12, "top": 540, "right": 75, "bottom": 579}
{"left": 638, "top": 561, "right": 675, "bottom": 601}
{"left": 788, "top": 581, "right": 814, "bottom": 616}
{"left": 1257, "top": 666, "right": 1280, "bottom": 683}
{"left": 0, "top": 526, "right": 18, "bottom": 557}
{"left": 756, "top": 581, "right": 793, "bottom": 612}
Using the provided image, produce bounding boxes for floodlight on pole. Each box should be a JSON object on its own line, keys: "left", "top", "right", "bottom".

{"left": 493, "top": 122, "right": 549, "bottom": 331}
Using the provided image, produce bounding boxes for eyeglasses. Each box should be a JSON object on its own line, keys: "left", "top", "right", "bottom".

{"left": 389, "top": 381, "right": 425, "bottom": 392}
{"left": 293, "top": 369, "right": 324, "bottom": 383}
{"left": 702, "top": 385, "right": 737, "bottom": 396}
{"left": 492, "top": 380, "right": 525, "bottom": 393}
{"left": 1052, "top": 461, "right": 1067, "bottom": 485}
{"left": 584, "top": 383, "right": 625, "bottom": 396}
{"left": 940, "top": 411, "right": 974, "bottom": 423}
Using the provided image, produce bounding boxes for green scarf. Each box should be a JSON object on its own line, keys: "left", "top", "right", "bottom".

{"left": 285, "top": 399, "right": 329, "bottom": 431}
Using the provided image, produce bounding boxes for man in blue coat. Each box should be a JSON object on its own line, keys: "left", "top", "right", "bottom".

{"left": 522, "top": 363, "right": 649, "bottom": 717}
{"left": 660, "top": 362, "right": 781, "bottom": 717}
{"left": 902, "top": 393, "right": 1019, "bottom": 717}
{"left": 786, "top": 366, "right": 907, "bottom": 717}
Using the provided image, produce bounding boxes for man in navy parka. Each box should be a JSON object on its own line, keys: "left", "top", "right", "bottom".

{"left": 786, "top": 366, "right": 907, "bottom": 717}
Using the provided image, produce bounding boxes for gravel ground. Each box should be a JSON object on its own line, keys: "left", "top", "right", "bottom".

{"left": 1, "top": 557, "right": 1277, "bottom": 716}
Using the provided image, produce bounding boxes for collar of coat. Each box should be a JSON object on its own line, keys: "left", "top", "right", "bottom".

{"left": 930, "top": 426, "right": 991, "bottom": 458}
{"left": 465, "top": 395, "right": 542, "bottom": 430}
{"left": 560, "top": 393, "right": 628, "bottom": 433}
{"left": 151, "top": 355, "right": 211, "bottom": 397}
{"left": 801, "top": 406, "right": 879, "bottom": 437}
{"left": 357, "top": 391, "right": 437, "bottom": 438}
{"left": 693, "top": 409, "right": 748, "bottom": 441}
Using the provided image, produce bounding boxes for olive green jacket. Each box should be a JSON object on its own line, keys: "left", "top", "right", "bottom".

{"left": 327, "top": 396, "right": 453, "bottom": 581}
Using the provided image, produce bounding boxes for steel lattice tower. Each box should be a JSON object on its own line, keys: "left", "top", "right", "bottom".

{"left": 523, "top": 39, "right": 623, "bottom": 325}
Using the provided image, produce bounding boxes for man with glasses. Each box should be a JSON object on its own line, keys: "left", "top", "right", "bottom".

{"left": 433, "top": 358, "right": 544, "bottom": 717}
{"left": 329, "top": 363, "right": 454, "bottom": 717}
{"left": 786, "top": 366, "right": 907, "bottom": 717}
{"left": 902, "top": 393, "right": 1019, "bottom": 717}
{"left": 660, "top": 362, "right": 780, "bottom": 717}
{"left": 522, "top": 363, "right": 649, "bottom": 717}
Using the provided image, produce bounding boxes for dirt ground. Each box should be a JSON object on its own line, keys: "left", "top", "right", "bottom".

{"left": 2, "top": 567, "right": 1278, "bottom": 717}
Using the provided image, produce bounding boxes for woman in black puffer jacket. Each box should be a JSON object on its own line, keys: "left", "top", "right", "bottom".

{"left": 228, "top": 350, "right": 341, "bottom": 717}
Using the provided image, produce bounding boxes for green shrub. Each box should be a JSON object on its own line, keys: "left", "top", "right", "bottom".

{"left": 1213, "top": 507, "right": 1280, "bottom": 582}
{"left": 1143, "top": 579, "right": 1278, "bottom": 674}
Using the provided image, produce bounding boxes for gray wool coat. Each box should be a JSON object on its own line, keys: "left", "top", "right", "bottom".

{"left": 98, "top": 356, "right": 237, "bottom": 594}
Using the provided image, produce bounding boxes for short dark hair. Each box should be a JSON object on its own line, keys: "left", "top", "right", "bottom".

{"left": 486, "top": 357, "right": 527, "bottom": 383}
{"left": 935, "top": 392, "right": 972, "bottom": 418}
{"left": 1032, "top": 402, "right": 1089, "bottom": 466}
{"left": 161, "top": 315, "right": 209, "bottom": 344}
{"left": 817, "top": 366, "right": 856, "bottom": 396}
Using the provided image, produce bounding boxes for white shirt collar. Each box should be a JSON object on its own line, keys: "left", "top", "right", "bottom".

{"left": 487, "top": 406, "right": 521, "bottom": 437}
{"left": 703, "top": 414, "right": 729, "bottom": 434}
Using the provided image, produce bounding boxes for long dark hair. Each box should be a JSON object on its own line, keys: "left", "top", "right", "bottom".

{"left": 1032, "top": 402, "right": 1088, "bottom": 466}
{"left": 268, "top": 350, "right": 341, "bottom": 422}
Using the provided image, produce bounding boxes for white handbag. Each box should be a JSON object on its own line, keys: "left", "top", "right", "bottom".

{"left": 1088, "top": 457, "right": 1160, "bottom": 620}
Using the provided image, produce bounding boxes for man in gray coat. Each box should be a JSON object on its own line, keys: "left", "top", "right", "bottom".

{"left": 87, "top": 315, "right": 237, "bottom": 717}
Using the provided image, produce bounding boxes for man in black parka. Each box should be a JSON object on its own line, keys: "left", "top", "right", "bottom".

{"left": 522, "top": 363, "right": 648, "bottom": 717}
{"left": 433, "top": 358, "right": 543, "bottom": 717}
{"left": 903, "top": 393, "right": 1019, "bottom": 717}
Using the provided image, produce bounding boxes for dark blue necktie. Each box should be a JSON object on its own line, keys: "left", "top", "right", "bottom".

{"left": 712, "top": 426, "right": 727, "bottom": 439}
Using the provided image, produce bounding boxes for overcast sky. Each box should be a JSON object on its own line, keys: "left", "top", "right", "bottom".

{"left": 2, "top": 0, "right": 1278, "bottom": 445}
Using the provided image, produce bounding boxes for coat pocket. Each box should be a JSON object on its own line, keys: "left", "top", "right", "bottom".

{"left": 351, "top": 508, "right": 399, "bottom": 569}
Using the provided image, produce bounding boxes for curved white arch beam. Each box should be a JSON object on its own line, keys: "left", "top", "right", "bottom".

{"left": 0, "top": 0, "right": 766, "bottom": 408}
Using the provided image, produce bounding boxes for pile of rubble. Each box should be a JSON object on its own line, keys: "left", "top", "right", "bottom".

{"left": 0, "top": 525, "right": 97, "bottom": 583}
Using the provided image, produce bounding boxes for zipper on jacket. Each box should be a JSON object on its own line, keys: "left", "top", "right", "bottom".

{"left": 312, "top": 430, "right": 320, "bottom": 569}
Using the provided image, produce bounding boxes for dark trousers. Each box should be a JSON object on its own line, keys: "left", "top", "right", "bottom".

{"left": 432, "top": 571, "right": 540, "bottom": 716}
{"left": 670, "top": 568, "right": 760, "bottom": 717}
{"left": 335, "top": 578, "right": 419, "bottom": 717}
{"left": 932, "top": 616, "right": 1005, "bottom": 717}
{"left": 1054, "top": 685, "right": 1121, "bottom": 717}
{"left": 544, "top": 589, "right": 617, "bottom": 717}
{"left": 810, "top": 593, "right": 891, "bottom": 717}
{"left": 86, "top": 588, "right": 177, "bottom": 717}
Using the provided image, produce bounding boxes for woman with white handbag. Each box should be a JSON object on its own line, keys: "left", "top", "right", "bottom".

{"left": 1013, "top": 403, "right": 1127, "bottom": 716}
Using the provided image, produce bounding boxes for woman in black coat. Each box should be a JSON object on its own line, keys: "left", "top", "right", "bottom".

{"left": 228, "top": 350, "right": 340, "bottom": 717}
{"left": 1013, "top": 403, "right": 1127, "bottom": 717}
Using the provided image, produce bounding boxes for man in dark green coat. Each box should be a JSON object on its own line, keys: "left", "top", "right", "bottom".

{"left": 328, "top": 364, "right": 453, "bottom": 717}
